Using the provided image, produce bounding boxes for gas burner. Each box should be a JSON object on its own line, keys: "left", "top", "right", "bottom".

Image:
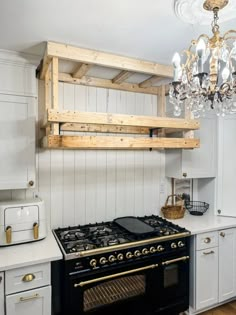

{"left": 96, "top": 235, "right": 129, "bottom": 247}
{"left": 60, "top": 229, "right": 86, "bottom": 241}
{"left": 89, "top": 225, "right": 113, "bottom": 236}
{"left": 66, "top": 240, "right": 97, "bottom": 253}
{"left": 144, "top": 218, "right": 165, "bottom": 227}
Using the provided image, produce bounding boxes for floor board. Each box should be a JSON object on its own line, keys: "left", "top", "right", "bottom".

{"left": 200, "top": 301, "right": 236, "bottom": 315}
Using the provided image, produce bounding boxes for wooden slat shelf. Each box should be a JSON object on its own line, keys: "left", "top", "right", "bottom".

{"left": 37, "top": 41, "right": 200, "bottom": 150}
{"left": 42, "top": 135, "right": 200, "bottom": 150}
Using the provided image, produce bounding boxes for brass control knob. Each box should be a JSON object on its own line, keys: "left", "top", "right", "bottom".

{"left": 178, "top": 241, "right": 185, "bottom": 248}
{"left": 108, "top": 255, "right": 116, "bottom": 263}
{"left": 171, "top": 242, "right": 177, "bottom": 249}
{"left": 150, "top": 246, "right": 156, "bottom": 254}
{"left": 134, "top": 250, "right": 141, "bottom": 257}
{"left": 142, "top": 248, "right": 149, "bottom": 255}
{"left": 90, "top": 259, "right": 97, "bottom": 268}
{"left": 126, "top": 252, "right": 134, "bottom": 259}
{"left": 157, "top": 245, "right": 164, "bottom": 252}
{"left": 117, "top": 253, "right": 124, "bottom": 261}
{"left": 99, "top": 257, "right": 108, "bottom": 265}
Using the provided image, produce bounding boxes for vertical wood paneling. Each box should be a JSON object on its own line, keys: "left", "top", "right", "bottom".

{"left": 1, "top": 82, "right": 165, "bottom": 227}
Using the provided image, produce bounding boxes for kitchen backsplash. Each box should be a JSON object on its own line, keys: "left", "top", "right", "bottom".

{"left": 0, "top": 81, "right": 168, "bottom": 228}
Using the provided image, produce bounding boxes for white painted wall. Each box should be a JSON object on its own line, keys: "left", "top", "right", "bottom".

{"left": 0, "top": 80, "right": 168, "bottom": 228}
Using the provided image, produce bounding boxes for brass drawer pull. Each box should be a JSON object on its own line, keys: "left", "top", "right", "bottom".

{"left": 74, "top": 264, "right": 159, "bottom": 288}
{"left": 22, "top": 273, "right": 36, "bottom": 282}
{"left": 6, "top": 226, "right": 12, "bottom": 244}
{"left": 162, "top": 256, "right": 190, "bottom": 266}
{"left": 204, "top": 237, "right": 211, "bottom": 243}
{"left": 19, "top": 293, "right": 39, "bottom": 302}
{"left": 203, "top": 250, "right": 215, "bottom": 255}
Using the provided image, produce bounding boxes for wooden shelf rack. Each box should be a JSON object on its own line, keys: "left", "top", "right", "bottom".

{"left": 38, "top": 41, "right": 200, "bottom": 150}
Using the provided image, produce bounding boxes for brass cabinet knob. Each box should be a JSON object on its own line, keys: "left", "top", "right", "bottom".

{"left": 183, "top": 173, "right": 187, "bottom": 178}
{"left": 220, "top": 232, "right": 225, "bottom": 237}
{"left": 22, "top": 273, "right": 36, "bottom": 282}
{"left": 6, "top": 226, "right": 12, "bottom": 244}
{"left": 204, "top": 237, "right": 211, "bottom": 243}
{"left": 28, "top": 180, "right": 34, "bottom": 187}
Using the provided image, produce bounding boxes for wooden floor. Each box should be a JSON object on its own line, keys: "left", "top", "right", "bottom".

{"left": 199, "top": 301, "right": 236, "bottom": 314}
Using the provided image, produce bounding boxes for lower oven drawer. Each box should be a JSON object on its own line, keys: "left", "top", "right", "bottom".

{"left": 5, "top": 262, "right": 50, "bottom": 295}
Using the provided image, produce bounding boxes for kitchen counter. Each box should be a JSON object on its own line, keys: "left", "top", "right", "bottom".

{"left": 0, "top": 229, "right": 62, "bottom": 271}
{"left": 168, "top": 211, "right": 236, "bottom": 235}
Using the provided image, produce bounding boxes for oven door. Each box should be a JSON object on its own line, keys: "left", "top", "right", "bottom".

{"left": 154, "top": 254, "right": 190, "bottom": 314}
{"left": 65, "top": 260, "right": 158, "bottom": 315}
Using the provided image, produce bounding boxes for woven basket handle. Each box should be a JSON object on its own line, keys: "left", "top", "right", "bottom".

{"left": 165, "top": 194, "right": 183, "bottom": 209}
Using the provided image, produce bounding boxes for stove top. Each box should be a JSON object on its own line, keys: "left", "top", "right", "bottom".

{"left": 53, "top": 215, "right": 190, "bottom": 258}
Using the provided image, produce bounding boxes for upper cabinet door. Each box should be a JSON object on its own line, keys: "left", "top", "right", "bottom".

{"left": 165, "top": 115, "right": 217, "bottom": 179}
{"left": 0, "top": 94, "right": 36, "bottom": 189}
{"left": 217, "top": 116, "right": 236, "bottom": 216}
{"left": 0, "top": 273, "right": 4, "bottom": 315}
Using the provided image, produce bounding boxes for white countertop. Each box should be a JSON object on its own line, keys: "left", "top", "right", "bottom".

{"left": 167, "top": 211, "right": 236, "bottom": 235}
{"left": 0, "top": 229, "right": 62, "bottom": 271}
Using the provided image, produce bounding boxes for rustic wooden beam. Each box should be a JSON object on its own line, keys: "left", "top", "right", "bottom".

{"left": 60, "top": 123, "right": 150, "bottom": 134}
{"left": 39, "top": 43, "right": 52, "bottom": 79}
{"left": 45, "top": 68, "right": 51, "bottom": 135}
{"left": 112, "top": 71, "right": 133, "bottom": 84}
{"left": 52, "top": 57, "right": 59, "bottom": 135}
{"left": 43, "top": 109, "right": 200, "bottom": 130}
{"left": 42, "top": 135, "right": 200, "bottom": 150}
{"left": 139, "top": 76, "right": 163, "bottom": 88}
{"left": 59, "top": 72, "right": 159, "bottom": 95}
{"left": 47, "top": 41, "right": 173, "bottom": 78}
{"left": 73, "top": 63, "right": 93, "bottom": 79}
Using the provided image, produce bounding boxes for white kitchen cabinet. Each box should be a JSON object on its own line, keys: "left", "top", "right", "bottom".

{"left": 6, "top": 286, "right": 51, "bottom": 315}
{"left": 218, "top": 228, "right": 236, "bottom": 302}
{"left": 0, "top": 272, "right": 4, "bottom": 315}
{"left": 165, "top": 115, "right": 217, "bottom": 178}
{"left": 216, "top": 116, "right": 236, "bottom": 217}
{"left": 0, "top": 94, "right": 36, "bottom": 189}
{"left": 190, "top": 228, "right": 236, "bottom": 314}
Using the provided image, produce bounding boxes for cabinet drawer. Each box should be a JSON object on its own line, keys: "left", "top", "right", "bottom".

{"left": 196, "top": 232, "right": 218, "bottom": 250}
{"left": 5, "top": 262, "right": 50, "bottom": 295}
{"left": 6, "top": 286, "right": 51, "bottom": 315}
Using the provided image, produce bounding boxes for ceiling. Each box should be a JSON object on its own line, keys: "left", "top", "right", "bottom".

{"left": 0, "top": 0, "right": 236, "bottom": 65}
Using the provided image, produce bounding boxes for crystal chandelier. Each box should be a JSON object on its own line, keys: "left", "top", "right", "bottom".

{"left": 169, "top": 0, "right": 236, "bottom": 118}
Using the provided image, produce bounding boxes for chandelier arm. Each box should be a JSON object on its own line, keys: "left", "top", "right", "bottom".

{"left": 223, "top": 30, "right": 236, "bottom": 39}
{"left": 224, "top": 36, "right": 236, "bottom": 41}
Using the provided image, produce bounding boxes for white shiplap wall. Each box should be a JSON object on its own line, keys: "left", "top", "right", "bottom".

{"left": 0, "top": 81, "right": 167, "bottom": 228}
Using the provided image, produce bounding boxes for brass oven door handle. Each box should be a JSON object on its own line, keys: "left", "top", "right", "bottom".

{"left": 19, "top": 293, "right": 40, "bottom": 302}
{"left": 6, "top": 226, "right": 12, "bottom": 244}
{"left": 74, "top": 264, "right": 159, "bottom": 288}
{"left": 162, "top": 256, "right": 190, "bottom": 266}
{"left": 33, "top": 222, "right": 39, "bottom": 239}
{"left": 22, "top": 273, "right": 36, "bottom": 282}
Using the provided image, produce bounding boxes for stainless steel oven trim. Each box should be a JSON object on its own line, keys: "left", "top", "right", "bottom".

{"left": 53, "top": 230, "right": 191, "bottom": 260}
{"left": 74, "top": 264, "right": 159, "bottom": 288}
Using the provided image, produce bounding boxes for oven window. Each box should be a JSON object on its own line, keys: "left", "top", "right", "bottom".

{"left": 83, "top": 275, "right": 145, "bottom": 312}
{"left": 164, "top": 264, "right": 179, "bottom": 288}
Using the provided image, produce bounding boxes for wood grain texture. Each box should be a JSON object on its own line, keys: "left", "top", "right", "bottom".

{"left": 199, "top": 301, "right": 236, "bottom": 314}
{"left": 73, "top": 63, "right": 93, "bottom": 79}
{"left": 47, "top": 41, "right": 173, "bottom": 78}
{"left": 112, "top": 70, "right": 133, "bottom": 84}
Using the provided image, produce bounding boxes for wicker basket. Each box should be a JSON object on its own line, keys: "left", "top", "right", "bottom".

{"left": 161, "top": 195, "right": 185, "bottom": 219}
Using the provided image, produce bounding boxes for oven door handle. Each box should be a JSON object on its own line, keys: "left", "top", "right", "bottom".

{"left": 74, "top": 264, "right": 159, "bottom": 288}
{"left": 162, "top": 256, "right": 190, "bottom": 266}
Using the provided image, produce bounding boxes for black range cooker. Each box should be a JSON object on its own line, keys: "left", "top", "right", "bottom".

{"left": 52, "top": 215, "right": 190, "bottom": 315}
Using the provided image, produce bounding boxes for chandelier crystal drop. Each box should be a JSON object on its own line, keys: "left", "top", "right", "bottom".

{"left": 170, "top": 0, "right": 236, "bottom": 118}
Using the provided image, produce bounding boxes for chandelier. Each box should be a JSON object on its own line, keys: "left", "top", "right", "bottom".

{"left": 169, "top": 0, "right": 236, "bottom": 118}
